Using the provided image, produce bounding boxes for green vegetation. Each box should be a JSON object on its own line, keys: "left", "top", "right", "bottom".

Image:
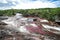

{"left": 0, "top": 8, "right": 60, "bottom": 21}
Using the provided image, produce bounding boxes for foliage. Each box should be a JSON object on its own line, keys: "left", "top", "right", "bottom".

{"left": 0, "top": 8, "right": 60, "bottom": 21}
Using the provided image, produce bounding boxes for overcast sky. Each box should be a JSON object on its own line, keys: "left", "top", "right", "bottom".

{"left": 0, "top": 0, "right": 60, "bottom": 10}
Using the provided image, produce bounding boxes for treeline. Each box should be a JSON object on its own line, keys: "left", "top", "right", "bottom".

{"left": 0, "top": 8, "right": 60, "bottom": 21}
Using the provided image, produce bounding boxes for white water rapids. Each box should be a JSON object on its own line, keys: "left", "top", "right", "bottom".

{"left": 1, "top": 13, "right": 60, "bottom": 35}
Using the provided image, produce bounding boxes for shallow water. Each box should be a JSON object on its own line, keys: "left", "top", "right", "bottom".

{"left": 0, "top": 24, "right": 60, "bottom": 40}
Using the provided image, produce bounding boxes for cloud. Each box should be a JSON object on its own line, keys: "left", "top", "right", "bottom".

{"left": 12, "top": 1, "right": 56, "bottom": 9}
{"left": 53, "top": 1, "right": 60, "bottom": 7}
{"left": 0, "top": 0, "right": 60, "bottom": 10}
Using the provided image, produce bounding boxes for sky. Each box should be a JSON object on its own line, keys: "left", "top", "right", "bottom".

{"left": 0, "top": 0, "right": 60, "bottom": 10}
